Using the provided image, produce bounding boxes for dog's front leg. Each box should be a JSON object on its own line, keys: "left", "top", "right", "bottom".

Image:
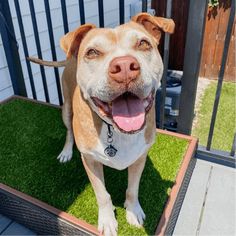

{"left": 81, "top": 155, "right": 118, "bottom": 236}
{"left": 124, "top": 153, "right": 147, "bottom": 227}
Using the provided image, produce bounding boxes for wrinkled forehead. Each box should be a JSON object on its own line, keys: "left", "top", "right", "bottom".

{"left": 80, "top": 22, "right": 152, "bottom": 51}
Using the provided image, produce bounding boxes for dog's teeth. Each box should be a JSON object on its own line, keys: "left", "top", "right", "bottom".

{"left": 143, "top": 100, "right": 149, "bottom": 108}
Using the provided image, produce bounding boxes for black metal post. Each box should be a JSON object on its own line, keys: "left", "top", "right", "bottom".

{"left": 29, "top": 0, "right": 50, "bottom": 103}
{"left": 14, "top": 0, "right": 36, "bottom": 99}
{"left": 119, "top": 0, "right": 125, "bottom": 25}
{"left": 98, "top": 0, "right": 104, "bottom": 27}
{"left": 230, "top": 133, "right": 236, "bottom": 157}
{"left": 44, "top": 0, "right": 63, "bottom": 105}
{"left": 177, "top": 0, "right": 208, "bottom": 135}
{"left": 206, "top": 0, "right": 235, "bottom": 150}
{"left": 142, "top": 0, "right": 148, "bottom": 12}
{"left": 61, "top": 0, "right": 69, "bottom": 34}
{"left": 0, "top": 1, "right": 27, "bottom": 97}
{"left": 79, "top": 0, "right": 85, "bottom": 25}
{"left": 159, "top": 0, "right": 172, "bottom": 129}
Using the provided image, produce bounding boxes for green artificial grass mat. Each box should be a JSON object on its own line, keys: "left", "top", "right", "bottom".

{"left": 192, "top": 81, "right": 236, "bottom": 152}
{"left": 0, "top": 98, "right": 189, "bottom": 235}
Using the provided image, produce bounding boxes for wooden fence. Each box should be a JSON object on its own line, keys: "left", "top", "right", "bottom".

{"left": 151, "top": 0, "right": 189, "bottom": 71}
{"left": 152, "top": 0, "right": 235, "bottom": 82}
{"left": 200, "top": 0, "right": 235, "bottom": 81}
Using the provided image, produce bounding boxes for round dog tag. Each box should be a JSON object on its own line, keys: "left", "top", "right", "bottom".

{"left": 104, "top": 145, "right": 117, "bottom": 157}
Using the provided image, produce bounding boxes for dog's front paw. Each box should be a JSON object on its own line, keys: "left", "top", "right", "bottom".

{"left": 57, "top": 148, "right": 73, "bottom": 163}
{"left": 125, "top": 200, "right": 146, "bottom": 227}
{"left": 98, "top": 206, "right": 118, "bottom": 236}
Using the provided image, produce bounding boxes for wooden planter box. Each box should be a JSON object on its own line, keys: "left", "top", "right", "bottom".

{"left": 0, "top": 96, "right": 198, "bottom": 235}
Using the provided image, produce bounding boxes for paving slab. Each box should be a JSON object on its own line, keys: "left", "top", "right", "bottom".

{"left": 199, "top": 164, "right": 236, "bottom": 235}
{"left": 0, "top": 214, "right": 12, "bottom": 233}
{"left": 173, "top": 159, "right": 212, "bottom": 235}
{"left": 173, "top": 159, "right": 236, "bottom": 236}
{"left": 1, "top": 221, "right": 36, "bottom": 235}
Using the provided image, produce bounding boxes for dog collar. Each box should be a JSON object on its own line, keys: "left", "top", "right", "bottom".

{"left": 103, "top": 121, "right": 117, "bottom": 158}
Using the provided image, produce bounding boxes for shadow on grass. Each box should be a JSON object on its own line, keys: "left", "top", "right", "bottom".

{"left": 105, "top": 156, "right": 174, "bottom": 235}
{"left": 0, "top": 99, "right": 90, "bottom": 211}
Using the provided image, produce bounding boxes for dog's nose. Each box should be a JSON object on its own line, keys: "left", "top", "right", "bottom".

{"left": 109, "top": 56, "right": 140, "bottom": 84}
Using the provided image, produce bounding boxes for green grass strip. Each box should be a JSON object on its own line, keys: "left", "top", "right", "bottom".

{"left": 0, "top": 98, "right": 188, "bottom": 235}
{"left": 193, "top": 81, "right": 236, "bottom": 152}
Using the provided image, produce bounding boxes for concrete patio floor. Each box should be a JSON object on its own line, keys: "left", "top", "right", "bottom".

{"left": 174, "top": 158, "right": 236, "bottom": 235}
{"left": 0, "top": 158, "right": 235, "bottom": 235}
{"left": 0, "top": 215, "right": 35, "bottom": 235}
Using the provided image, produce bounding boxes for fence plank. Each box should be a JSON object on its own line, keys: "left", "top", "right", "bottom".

{"left": 200, "top": 0, "right": 235, "bottom": 81}
{"left": 151, "top": 0, "right": 190, "bottom": 71}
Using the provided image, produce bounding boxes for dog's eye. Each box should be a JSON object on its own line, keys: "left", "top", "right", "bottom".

{"left": 137, "top": 39, "right": 152, "bottom": 51}
{"left": 85, "top": 48, "right": 100, "bottom": 59}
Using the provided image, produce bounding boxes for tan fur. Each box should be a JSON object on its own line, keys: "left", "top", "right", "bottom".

{"left": 27, "top": 57, "right": 68, "bottom": 67}
{"left": 60, "top": 24, "right": 96, "bottom": 58}
{"left": 132, "top": 13, "right": 175, "bottom": 44}
{"left": 61, "top": 58, "right": 77, "bottom": 101}
{"left": 79, "top": 28, "right": 118, "bottom": 49}
{"left": 72, "top": 86, "right": 103, "bottom": 151}
{"left": 125, "top": 153, "right": 147, "bottom": 203}
{"left": 28, "top": 13, "right": 175, "bottom": 235}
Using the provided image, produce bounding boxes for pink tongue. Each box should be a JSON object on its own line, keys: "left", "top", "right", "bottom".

{"left": 112, "top": 95, "right": 145, "bottom": 132}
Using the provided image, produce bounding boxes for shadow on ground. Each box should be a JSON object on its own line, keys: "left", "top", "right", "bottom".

{"left": 105, "top": 156, "right": 173, "bottom": 235}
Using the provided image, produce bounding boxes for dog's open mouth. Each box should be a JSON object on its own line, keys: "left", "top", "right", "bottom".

{"left": 92, "top": 90, "right": 154, "bottom": 133}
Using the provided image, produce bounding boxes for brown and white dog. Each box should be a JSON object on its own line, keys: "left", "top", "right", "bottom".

{"left": 29, "top": 13, "right": 174, "bottom": 236}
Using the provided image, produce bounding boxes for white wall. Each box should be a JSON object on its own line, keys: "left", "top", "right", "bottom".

{"left": 0, "top": 0, "right": 150, "bottom": 104}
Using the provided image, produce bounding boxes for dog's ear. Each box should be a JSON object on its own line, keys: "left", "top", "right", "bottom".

{"left": 60, "top": 24, "right": 96, "bottom": 58}
{"left": 132, "top": 13, "right": 175, "bottom": 44}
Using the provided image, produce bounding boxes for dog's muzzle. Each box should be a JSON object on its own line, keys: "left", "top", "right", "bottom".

{"left": 92, "top": 89, "right": 154, "bottom": 133}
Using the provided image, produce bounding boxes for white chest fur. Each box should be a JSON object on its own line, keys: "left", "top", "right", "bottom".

{"left": 83, "top": 123, "right": 154, "bottom": 170}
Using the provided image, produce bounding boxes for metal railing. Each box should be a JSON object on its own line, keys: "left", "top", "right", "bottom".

{"left": 197, "top": 0, "right": 235, "bottom": 168}
{"left": 0, "top": 0, "right": 235, "bottom": 166}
